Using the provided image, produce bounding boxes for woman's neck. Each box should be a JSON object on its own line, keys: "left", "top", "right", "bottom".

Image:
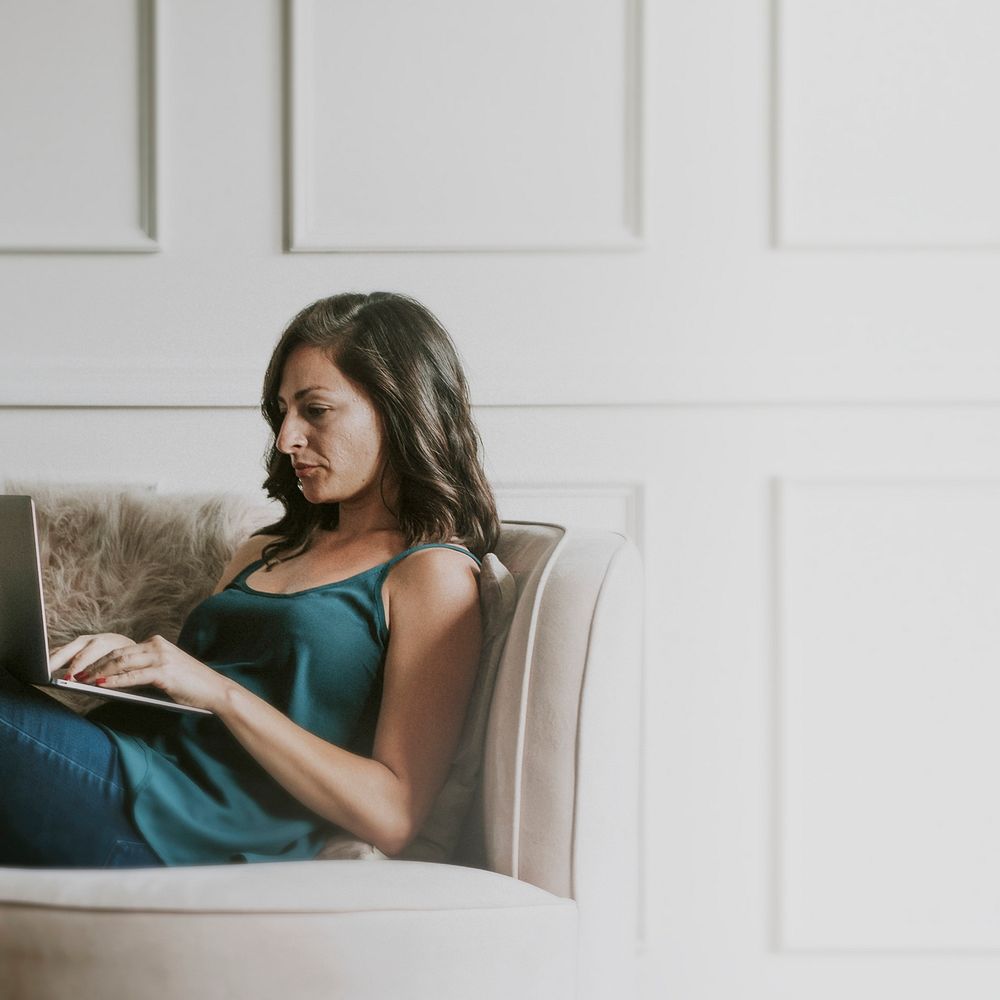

{"left": 330, "top": 497, "right": 401, "bottom": 544}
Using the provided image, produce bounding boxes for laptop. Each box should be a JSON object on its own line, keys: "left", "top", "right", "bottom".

{"left": 0, "top": 495, "right": 212, "bottom": 716}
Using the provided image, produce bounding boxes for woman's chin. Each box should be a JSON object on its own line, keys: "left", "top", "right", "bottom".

{"left": 299, "top": 485, "right": 336, "bottom": 505}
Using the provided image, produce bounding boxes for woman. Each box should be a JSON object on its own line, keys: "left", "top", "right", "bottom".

{"left": 0, "top": 291, "right": 500, "bottom": 867}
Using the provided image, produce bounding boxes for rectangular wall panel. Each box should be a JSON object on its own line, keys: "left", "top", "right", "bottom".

{"left": 775, "top": 0, "right": 1000, "bottom": 247}
{"left": 0, "top": 0, "right": 158, "bottom": 252}
{"left": 775, "top": 477, "right": 1000, "bottom": 950}
{"left": 287, "top": 0, "right": 642, "bottom": 251}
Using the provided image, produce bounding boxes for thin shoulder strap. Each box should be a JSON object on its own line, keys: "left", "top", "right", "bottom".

{"left": 382, "top": 543, "right": 481, "bottom": 574}
{"left": 227, "top": 557, "right": 265, "bottom": 587}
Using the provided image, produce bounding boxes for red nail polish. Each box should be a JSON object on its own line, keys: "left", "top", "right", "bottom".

{"left": 94, "top": 677, "right": 107, "bottom": 685}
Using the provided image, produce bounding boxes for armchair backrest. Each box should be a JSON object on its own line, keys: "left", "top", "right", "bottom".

{"left": 454, "top": 522, "right": 643, "bottom": 999}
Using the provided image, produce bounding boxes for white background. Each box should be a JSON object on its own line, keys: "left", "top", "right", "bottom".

{"left": 3, "top": 1, "right": 1000, "bottom": 997}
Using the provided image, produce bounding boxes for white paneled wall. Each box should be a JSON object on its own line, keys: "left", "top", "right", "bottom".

{"left": 3, "top": 2, "right": 1000, "bottom": 999}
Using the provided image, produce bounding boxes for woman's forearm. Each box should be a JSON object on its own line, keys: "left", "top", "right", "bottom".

{"left": 214, "top": 680, "right": 412, "bottom": 856}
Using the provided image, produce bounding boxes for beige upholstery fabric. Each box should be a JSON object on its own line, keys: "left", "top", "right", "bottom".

{"left": 0, "top": 862, "right": 578, "bottom": 1000}
{"left": 0, "top": 495, "right": 643, "bottom": 1000}
{"left": 477, "top": 524, "right": 643, "bottom": 1000}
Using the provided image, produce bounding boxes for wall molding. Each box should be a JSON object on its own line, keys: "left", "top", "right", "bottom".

{"left": 284, "top": 0, "right": 644, "bottom": 253}
{"left": 770, "top": 474, "right": 1000, "bottom": 954}
{"left": 0, "top": 0, "right": 159, "bottom": 254}
{"left": 137, "top": 0, "right": 159, "bottom": 247}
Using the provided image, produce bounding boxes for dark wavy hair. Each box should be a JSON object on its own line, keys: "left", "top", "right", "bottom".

{"left": 255, "top": 291, "right": 500, "bottom": 565}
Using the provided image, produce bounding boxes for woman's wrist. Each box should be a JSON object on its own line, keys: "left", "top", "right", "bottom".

{"left": 211, "top": 676, "right": 246, "bottom": 718}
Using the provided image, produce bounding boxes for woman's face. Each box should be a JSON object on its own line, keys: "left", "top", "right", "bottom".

{"left": 274, "top": 345, "right": 394, "bottom": 509}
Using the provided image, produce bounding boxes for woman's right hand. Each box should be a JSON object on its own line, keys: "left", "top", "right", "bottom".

{"left": 48, "top": 633, "right": 135, "bottom": 680}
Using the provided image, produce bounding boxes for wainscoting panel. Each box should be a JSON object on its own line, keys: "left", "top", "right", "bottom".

{"left": 0, "top": 0, "right": 158, "bottom": 252}
{"left": 286, "top": 0, "right": 642, "bottom": 251}
{"left": 775, "top": 0, "right": 1000, "bottom": 247}
{"left": 775, "top": 477, "right": 1000, "bottom": 951}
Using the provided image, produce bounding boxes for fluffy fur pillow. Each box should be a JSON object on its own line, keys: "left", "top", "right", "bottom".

{"left": 6, "top": 482, "right": 272, "bottom": 713}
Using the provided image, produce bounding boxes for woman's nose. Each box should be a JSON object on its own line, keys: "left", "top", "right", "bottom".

{"left": 276, "top": 414, "right": 306, "bottom": 453}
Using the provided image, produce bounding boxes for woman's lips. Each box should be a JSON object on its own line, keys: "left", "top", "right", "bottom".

{"left": 294, "top": 465, "right": 320, "bottom": 477}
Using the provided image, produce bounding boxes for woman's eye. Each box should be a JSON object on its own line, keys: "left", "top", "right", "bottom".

{"left": 275, "top": 404, "right": 327, "bottom": 420}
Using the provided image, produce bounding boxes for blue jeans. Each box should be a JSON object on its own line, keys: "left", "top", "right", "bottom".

{"left": 0, "top": 667, "right": 165, "bottom": 868}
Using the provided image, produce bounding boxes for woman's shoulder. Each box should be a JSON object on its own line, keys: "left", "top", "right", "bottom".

{"left": 211, "top": 534, "right": 280, "bottom": 594}
{"left": 381, "top": 543, "right": 480, "bottom": 632}
{"left": 383, "top": 542, "right": 480, "bottom": 597}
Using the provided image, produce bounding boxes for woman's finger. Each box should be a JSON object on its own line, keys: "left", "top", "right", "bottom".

{"left": 67, "top": 648, "right": 114, "bottom": 676}
{"left": 97, "top": 665, "right": 159, "bottom": 689}
{"left": 48, "top": 634, "right": 92, "bottom": 671}
{"left": 78, "top": 645, "right": 148, "bottom": 681}
{"left": 69, "top": 636, "right": 100, "bottom": 663}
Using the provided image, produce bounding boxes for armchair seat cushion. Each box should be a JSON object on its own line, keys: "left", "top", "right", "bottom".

{"left": 0, "top": 861, "right": 578, "bottom": 1000}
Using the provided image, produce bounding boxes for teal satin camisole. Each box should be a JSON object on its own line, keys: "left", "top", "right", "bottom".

{"left": 90, "top": 542, "right": 480, "bottom": 866}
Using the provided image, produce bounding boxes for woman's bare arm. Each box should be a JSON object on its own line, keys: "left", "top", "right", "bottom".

{"left": 210, "top": 547, "right": 481, "bottom": 856}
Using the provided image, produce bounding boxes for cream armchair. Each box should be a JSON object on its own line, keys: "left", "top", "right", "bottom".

{"left": 0, "top": 498, "right": 642, "bottom": 1000}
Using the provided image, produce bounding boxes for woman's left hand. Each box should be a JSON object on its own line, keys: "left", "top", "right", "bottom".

{"left": 73, "top": 635, "right": 232, "bottom": 714}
